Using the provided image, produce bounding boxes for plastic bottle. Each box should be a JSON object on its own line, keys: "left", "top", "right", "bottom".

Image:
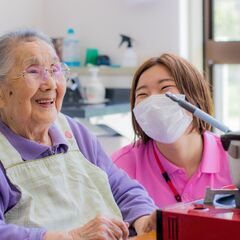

{"left": 63, "top": 28, "right": 81, "bottom": 67}
{"left": 81, "top": 67, "right": 105, "bottom": 103}
{"left": 119, "top": 34, "right": 138, "bottom": 67}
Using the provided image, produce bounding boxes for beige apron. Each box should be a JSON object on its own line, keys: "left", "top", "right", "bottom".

{"left": 0, "top": 113, "right": 122, "bottom": 231}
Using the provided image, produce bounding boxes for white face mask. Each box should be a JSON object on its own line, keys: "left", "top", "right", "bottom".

{"left": 133, "top": 94, "right": 193, "bottom": 144}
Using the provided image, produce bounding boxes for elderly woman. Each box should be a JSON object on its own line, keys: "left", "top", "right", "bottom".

{"left": 0, "top": 29, "right": 156, "bottom": 240}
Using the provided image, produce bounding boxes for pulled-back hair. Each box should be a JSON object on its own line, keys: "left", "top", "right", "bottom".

{"left": 0, "top": 29, "right": 53, "bottom": 82}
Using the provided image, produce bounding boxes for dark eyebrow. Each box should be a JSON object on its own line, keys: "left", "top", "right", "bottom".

{"left": 136, "top": 85, "right": 147, "bottom": 92}
{"left": 136, "top": 78, "right": 175, "bottom": 92}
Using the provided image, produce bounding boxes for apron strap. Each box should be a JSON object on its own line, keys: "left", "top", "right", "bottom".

{"left": 0, "top": 113, "right": 79, "bottom": 169}
{"left": 56, "top": 113, "right": 79, "bottom": 151}
{"left": 0, "top": 132, "right": 23, "bottom": 169}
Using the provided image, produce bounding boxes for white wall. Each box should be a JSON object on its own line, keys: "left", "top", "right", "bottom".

{"left": 0, "top": 0, "right": 43, "bottom": 34}
{"left": 0, "top": 0, "right": 202, "bottom": 68}
{"left": 42, "top": 0, "right": 181, "bottom": 66}
{"left": 188, "top": 0, "right": 203, "bottom": 72}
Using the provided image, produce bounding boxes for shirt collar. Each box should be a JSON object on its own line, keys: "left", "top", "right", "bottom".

{"left": 200, "top": 131, "right": 221, "bottom": 173}
{"left": 152, "top": 140, "right": 183, "bottom": 175}
{"left": 152, "top": 131, "right": 222, "bottom": 175}
{"left": 0, "top": 119, "right": 68, "bottom": 160}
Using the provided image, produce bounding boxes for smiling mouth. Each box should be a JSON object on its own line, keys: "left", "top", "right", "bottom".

{"left": 35, "top": 98, "right": 55, "bottom": 106}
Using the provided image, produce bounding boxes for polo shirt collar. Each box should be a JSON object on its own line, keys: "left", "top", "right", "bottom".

{"left": 152, "top": 131, "right": 221, "bottom": 175}
{"left": 0, "top": 119, "right": 68, "bottom": 160}
{"left": 152, "top": 140, "right": 182, "bottom": 175}
{"left": 200, "top": 131, "right": 220, "bottom": 173}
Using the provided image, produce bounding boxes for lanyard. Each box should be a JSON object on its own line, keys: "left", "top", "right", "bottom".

{"left": 152, "top": 142, "right": 182, "bottom": 202}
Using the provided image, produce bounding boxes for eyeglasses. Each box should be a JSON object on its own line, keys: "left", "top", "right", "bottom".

{"left": 13, "top": 62, "right": 70, "bottom": 83}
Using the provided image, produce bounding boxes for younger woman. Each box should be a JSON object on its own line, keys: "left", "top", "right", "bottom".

{"left": 112, "top": 53, "right": 232, "bottom": 208}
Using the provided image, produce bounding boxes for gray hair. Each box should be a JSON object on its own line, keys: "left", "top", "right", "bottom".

{"left": 0, "top": 29, "right": 54, "bottom": 82}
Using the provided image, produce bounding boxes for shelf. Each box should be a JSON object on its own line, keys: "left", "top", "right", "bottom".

{"left": 70, "top": 66, "right": 137, "bottom": 76}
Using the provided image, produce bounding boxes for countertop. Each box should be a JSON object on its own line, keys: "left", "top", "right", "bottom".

{"left": 61, "top": 100, "right": 130, "bottom": 118}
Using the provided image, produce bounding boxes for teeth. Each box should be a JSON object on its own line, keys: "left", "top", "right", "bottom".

{"left": 36, "top": 99, "right": 54, "bottom": 104}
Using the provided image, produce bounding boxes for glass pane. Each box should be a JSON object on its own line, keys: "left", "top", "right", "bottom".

{"left": 213, "top": 64, "right": 240, "bottom": 132}
{"left": 214, "top": 0, "right": 240, "bottom": 41}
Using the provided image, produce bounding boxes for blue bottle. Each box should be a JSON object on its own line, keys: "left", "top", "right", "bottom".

{"left": 63, "top": 28, "right": 81, "bottom": 67}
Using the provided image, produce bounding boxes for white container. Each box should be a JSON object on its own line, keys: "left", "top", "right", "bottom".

{"left": 122, "top": 47, "right": 138, "bottom": 67}
{"left": 119, "top": 34, "right": 138, "bottom": 67}
{"left": 80, "top": 67, "right": 105, "bottom": 103}
{"left": 63, "top": 28, "right": 81, "bottom": 67}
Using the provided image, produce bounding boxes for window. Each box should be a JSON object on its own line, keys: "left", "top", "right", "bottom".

{"left": 203, "top": 0, "right": 240, "bottom": 131}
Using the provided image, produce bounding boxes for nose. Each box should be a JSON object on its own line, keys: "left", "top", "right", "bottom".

{"left": 40, "top": 69, "right": 57, "bottom": 90}
{"left": 42, "top": 69, "right": 54, "bottom": 80}
{"left": 150, "top": 90, "right": 161, "bottom": 96}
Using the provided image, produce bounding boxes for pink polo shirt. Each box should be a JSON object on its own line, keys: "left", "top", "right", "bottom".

{"left": 112, "top": 131, "right": 232, "bottom": 208}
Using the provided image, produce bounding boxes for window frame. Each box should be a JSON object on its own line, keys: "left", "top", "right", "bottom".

{"left": 203, "top": 0, "right": 240, "bottom": 85}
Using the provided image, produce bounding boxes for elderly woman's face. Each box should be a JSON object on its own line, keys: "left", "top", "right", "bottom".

{"left": 0, "top": 39, "right": 66, "bottom": 128}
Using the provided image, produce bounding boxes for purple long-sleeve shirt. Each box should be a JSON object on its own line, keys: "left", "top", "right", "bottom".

{"left": 0, "top": 114, "right": 156, "bottom": 240}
